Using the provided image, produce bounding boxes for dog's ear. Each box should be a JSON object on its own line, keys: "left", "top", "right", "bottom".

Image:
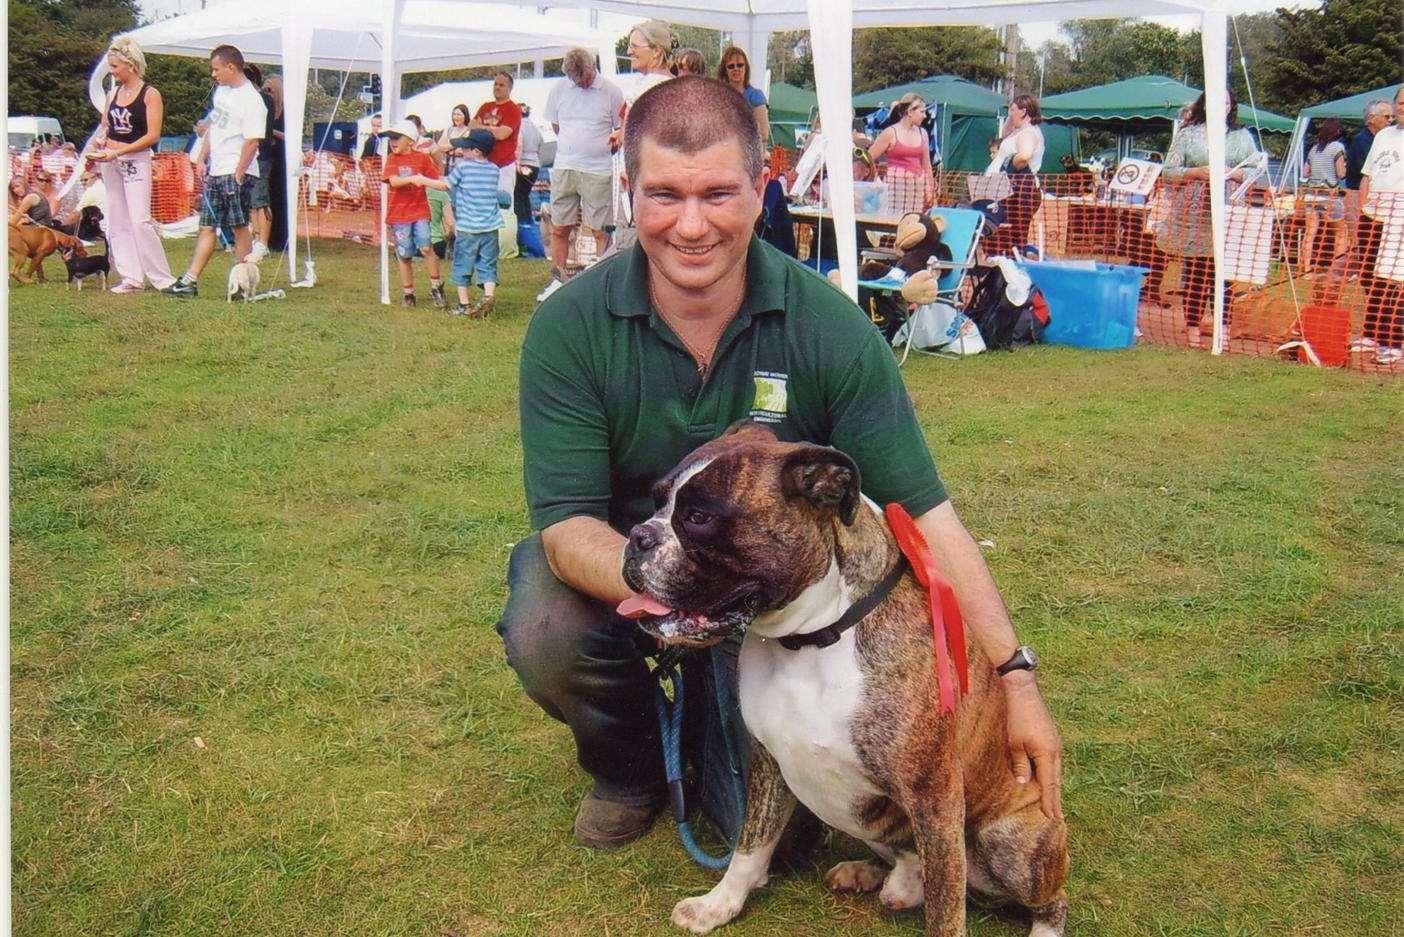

{"left": 780, "top": 446, "right": 861, "bottom": 526}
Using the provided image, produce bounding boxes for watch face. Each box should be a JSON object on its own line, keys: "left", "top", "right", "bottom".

{"left": 1023, "top": 646, "right": 1039, "bottom": 669}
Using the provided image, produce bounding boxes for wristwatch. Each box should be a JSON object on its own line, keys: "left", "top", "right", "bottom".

{"left": 996, "top": 645, "right": 1039, "bottom": 676}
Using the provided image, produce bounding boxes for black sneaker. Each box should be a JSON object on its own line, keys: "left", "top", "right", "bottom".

{"left": 430, "top": 284, "right": 446, "bottom": 308}
{"left": 448, "top": 303, "right": 472, "bottom": 317}
{"left": 163, "top": 277, "right": 198, "bottom": 298}
{"left": 401, "top": 293, "right": 417, "bottom": 308}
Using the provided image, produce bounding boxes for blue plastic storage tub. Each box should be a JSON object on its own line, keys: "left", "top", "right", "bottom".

{"left": 1020, "top": 261, "right": 1147, "bottom": 349}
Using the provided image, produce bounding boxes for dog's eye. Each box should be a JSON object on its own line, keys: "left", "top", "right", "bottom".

{"left": 682, "top": 509, "right": 712, "bottom": 527}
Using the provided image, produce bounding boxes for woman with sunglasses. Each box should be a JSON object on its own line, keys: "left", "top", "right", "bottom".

{"left": 868, "top": 92, "right": 934, "bottom": 214}
{"left": 717, "top": 46, "right": 769, "bottom": 146}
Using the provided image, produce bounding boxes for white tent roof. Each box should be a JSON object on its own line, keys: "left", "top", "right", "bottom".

{"left": 122, "top": 0, "right": 640, "bottom": 73}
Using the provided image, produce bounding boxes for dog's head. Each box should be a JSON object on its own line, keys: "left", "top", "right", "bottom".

{"left": 620, "top": 423, "right": 862, "bottom": 646}
{"left": 76, "top": 206, "right": 104, "bottom": 243}
{"left": 58, "top": 235, "right": 87, "bottom": 262}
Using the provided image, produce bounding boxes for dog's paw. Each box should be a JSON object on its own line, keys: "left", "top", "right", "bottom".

{"left": 671, "top": 891, "right": 743, "bottom": 934}
{"left": 878, "top": 855, "right": 924, "bottom": 911}
{"left": 824, "top": 859, "right": 888, "bottom": 894}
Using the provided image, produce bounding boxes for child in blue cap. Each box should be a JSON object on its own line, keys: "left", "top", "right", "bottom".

{"left": 419, "top": 127, "right": 502, "bottom": 318}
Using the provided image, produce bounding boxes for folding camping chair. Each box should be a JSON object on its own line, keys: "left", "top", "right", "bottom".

{"left": 857, "top": 206, "right": 985, "bottom": 365}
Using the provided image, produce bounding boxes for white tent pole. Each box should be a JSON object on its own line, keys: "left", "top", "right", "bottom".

{"left": 1282, "top": 115, "right": 1308, "bottom": 194}
{"left": 740, "top": 25, "right": 771, "bottom": 98}
{"left": 1202, "top": 8, "right": 1228, "bottom": 356}
{"left": 280, "top": 15, "right": 312, "bottom": 281}
{"left": 808, "top": 0, "right": 857, "bottom": 300}
{"left": 379, "top": 0, "right": 406, "bottom": 306}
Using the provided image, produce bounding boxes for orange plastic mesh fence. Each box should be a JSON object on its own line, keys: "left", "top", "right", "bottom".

{"left": 926, "top": 169, "right": 1402, "bottom": 374}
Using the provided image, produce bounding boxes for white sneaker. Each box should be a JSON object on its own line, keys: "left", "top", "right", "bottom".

{"left": 109, "top": 280, "right": 143, "bottom": 295}
{"left": 536, "top": 278, "right": 564, "bottom": 303}
{"left": 1348, "top": 337, "right": 1379, "bottom": 352}
{"left": 1376, "top": 347, "right": 1402, "bottom": 365}
{"left": 248, "top": 241, "right": 269, "bottom": 263}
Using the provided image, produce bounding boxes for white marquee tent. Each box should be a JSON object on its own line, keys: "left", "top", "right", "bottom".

{"left": 433, "top": 0, "right": 1242, "bottom": 352}
{"left": 117, "top": 0, "right": 639, "bottom": 298}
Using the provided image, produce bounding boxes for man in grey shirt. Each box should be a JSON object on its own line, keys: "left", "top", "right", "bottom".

{"left": 538, "top": 48, "right": 623, "bottom": 302}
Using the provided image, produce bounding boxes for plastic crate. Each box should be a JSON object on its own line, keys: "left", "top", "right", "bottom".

{"left": 1021, "top": 260, "right": 1147, "bottom": 349}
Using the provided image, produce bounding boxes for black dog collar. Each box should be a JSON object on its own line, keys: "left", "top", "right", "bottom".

{"left": 776, "top": 560, "right": 907, "bottom": 650}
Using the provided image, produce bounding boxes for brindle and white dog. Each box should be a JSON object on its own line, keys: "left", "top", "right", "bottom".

{"left": 621, "top": 424, "right": 1068, "bottom": 937}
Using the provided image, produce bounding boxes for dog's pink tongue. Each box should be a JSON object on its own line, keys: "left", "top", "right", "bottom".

{"left": 617, "top": 593, "right": 673, "bottom": 619}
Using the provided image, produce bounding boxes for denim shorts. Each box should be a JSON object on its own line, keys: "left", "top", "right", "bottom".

{"left": 451, "top": 230, "right": 500, "bottom": 287}
{"left": 249, "top": 160, "right": 272, "bottom": 210}
{"left": 200, "top": 174, "right": 255, "bottom": 229}
{"left": 391, "top": 219, "right": 433, "bottom": 260}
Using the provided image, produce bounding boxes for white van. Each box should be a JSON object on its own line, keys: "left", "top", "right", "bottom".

{"left": 8, "top": 116, "right": 65, "bottom": 150}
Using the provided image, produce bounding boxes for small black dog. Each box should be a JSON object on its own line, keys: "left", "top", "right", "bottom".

{"left": 63, "top": 247, "right": 109, "bottom": 291}
{"left": 64, "top": 207, "right": 110, "bottom": 290}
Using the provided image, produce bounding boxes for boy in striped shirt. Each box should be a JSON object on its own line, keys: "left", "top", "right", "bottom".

{"left": 420, "top": 128, "right": 503, "bottom": 318}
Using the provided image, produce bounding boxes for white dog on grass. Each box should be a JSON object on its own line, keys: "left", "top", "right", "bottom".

{"left": 227, "top": 252, "right": 261, "bottom": 303}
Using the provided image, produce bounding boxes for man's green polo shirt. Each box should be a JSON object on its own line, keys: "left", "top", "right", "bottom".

{"left": 520, "top": 236, "right": 947, "bottom": 533}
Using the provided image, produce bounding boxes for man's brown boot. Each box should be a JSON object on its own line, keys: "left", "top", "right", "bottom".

{"left": 574, "top": 791, "right": 664, "bottom": 849}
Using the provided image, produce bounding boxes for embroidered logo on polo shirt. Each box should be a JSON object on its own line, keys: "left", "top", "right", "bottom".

{"left": 750, "top": 371, "right": 788, "bottom": 423}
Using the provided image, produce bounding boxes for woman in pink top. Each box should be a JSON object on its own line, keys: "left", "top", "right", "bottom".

{"left": 868, "top": 93, "right": 934, "bottom": 215}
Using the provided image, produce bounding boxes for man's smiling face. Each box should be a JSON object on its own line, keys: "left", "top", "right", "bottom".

{"left": 629, "top": 138, "right": 765, "bottom": 295}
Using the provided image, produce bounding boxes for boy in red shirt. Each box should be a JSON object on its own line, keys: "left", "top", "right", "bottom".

{"left": 381, "top": 119, "right": 446, "bottom": 307}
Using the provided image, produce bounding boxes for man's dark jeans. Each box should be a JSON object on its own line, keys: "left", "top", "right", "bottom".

{"left": 496, "top": 533, "right": 665, "bottom": 804}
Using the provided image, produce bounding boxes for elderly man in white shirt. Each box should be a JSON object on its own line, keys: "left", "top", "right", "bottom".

{"left": 538, "top": 47, "right": 624, "bottom": 303}
{"left": 1354, "top": 84, "right": 1404, "bottom": 364}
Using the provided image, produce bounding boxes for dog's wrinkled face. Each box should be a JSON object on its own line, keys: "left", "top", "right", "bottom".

{"left": 621, "top": 424, "right": 861, "bottom": 646}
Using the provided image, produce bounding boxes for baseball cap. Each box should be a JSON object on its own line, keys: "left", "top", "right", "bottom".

{"left": 449, "top": 128, "right": 497, "bottom": 155}
{"left": 378, "top": 118, "right": 419, "bottom": 141}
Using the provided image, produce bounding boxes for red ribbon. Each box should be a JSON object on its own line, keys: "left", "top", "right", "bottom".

{"left": 884, "top": 503, "right": 969, "bottom": 715}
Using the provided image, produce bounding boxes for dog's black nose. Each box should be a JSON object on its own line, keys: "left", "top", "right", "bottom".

{"left": 627, "top": 523, "right": 659, "bottom": 554}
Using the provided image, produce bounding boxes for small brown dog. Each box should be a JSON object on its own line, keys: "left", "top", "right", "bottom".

{"left": 9, "top": 217, "right": 85, "bottom": 284}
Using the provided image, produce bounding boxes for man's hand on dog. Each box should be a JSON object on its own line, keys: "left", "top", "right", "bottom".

{"left": 1003, "top": 671, "right": 1063, "bottom": 821}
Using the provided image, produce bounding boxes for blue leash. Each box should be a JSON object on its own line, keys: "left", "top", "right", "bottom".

{"left": 652, "top": 653, "right": 736, "bottom": 871}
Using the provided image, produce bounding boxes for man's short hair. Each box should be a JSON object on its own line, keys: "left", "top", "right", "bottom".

{"left": 561, "top": 48, "right": 595, "bottom": 83}
{"left": 210, "top": 44, "right": 244, "bottom": 69}
{"left": 1365, "top": 98, "right": 1391, "bottom": 119}
{"left": 624, "top": 75, "right": 763, "bottom": 183}
{"left": 495, "top": 71, "right": 515, "bottom": 89}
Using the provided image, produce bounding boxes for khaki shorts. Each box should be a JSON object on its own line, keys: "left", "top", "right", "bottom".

{"left": 550, "top": 168, "right": 613, "bottom": 230}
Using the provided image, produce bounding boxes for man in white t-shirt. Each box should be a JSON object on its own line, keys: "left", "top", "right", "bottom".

{"left": 165, "top": 44, "right": 266, "bottom": 299}
{"left": 1354, "top": 85, "right": 1404, "bottom": 363}
{"left": 538, "top": 47, "right": 624, "bottom": 302}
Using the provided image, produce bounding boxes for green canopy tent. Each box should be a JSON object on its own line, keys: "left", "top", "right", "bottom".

{"left": 1040, "top": 75, "right": 1293, "bottom": 163}
{"left": 767, "top": 81, "right": 818, "bottom": 150}
{"left": 852, "top": 74, "right": 1077, "bottom": 172}
{"left": 1282, "top": 83, "right": 1403, "bottom": 190}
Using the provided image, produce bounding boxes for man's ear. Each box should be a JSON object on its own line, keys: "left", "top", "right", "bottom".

{"left": 781, "top": 446, "right": 861, "bottom": 526}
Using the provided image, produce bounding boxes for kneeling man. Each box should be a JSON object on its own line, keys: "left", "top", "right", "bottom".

{"left": 498, "top": 76, "right": 1062, "bottom": 851}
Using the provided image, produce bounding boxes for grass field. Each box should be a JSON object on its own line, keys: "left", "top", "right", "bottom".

{"left": 10, "top": 240, "right": 1403, "bottom": 936}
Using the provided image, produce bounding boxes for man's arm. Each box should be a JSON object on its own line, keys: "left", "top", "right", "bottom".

{"left": 915, "top": 500, "right": 1063, "bottom": 821}
{"left": 541, "top": 516, "right": 631, "bottom": 606}
{"left": 233, "top": 137, "right": 261, "bottom": 183}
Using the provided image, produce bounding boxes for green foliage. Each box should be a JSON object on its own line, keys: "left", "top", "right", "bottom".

{"left": 7, "top": 0, "right": 210, "bottom": 141}
{"left": 852, "top": 26, "right": 1003, "bottom": 93}
{"left": 1060, "top": 19, "right": 1198, "bottom": 89}
{"left": 769, "top": 30, "right": 814, "bottom": 88}
{"left": 1260, "top": 0, "right": 1404, "bottom": 114}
